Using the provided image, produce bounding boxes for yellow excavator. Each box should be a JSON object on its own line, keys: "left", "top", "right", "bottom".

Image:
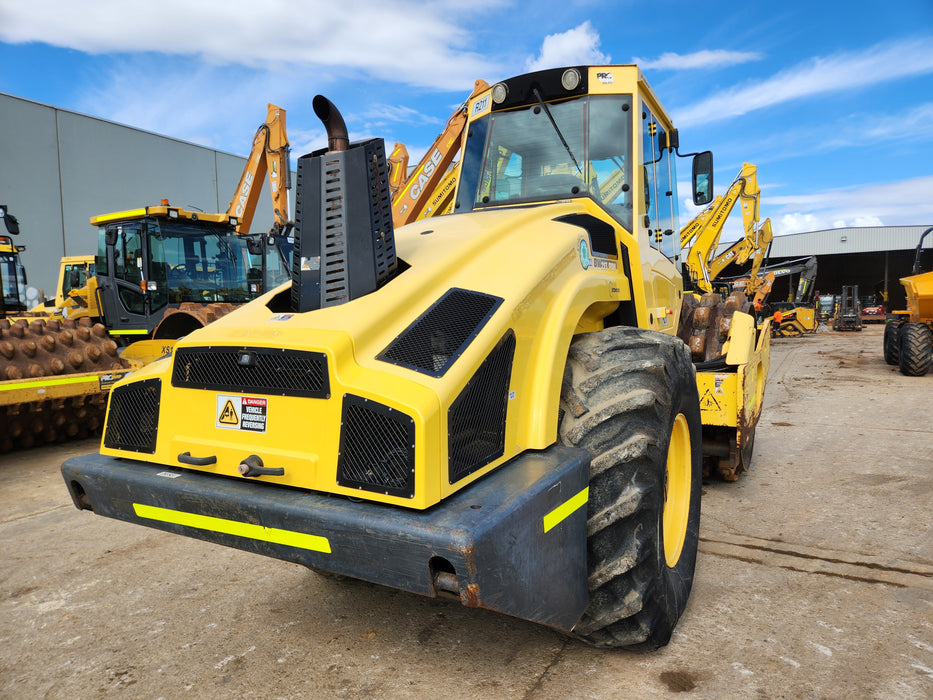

{"left": 65, "top": 65, "right": 771, "bottom": 649}
{"left": 680, "top": 162, "right": 772, "bottom": 296}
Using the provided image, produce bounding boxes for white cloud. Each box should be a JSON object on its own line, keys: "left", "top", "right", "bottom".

{"left": 675, "top": 38, "right": 933, "bottom": 128}
{"left": 0, "top": 0, "right": 504, "bottom": 90}
{"left": 357, "top": 104, "right": 443, "bottom": 128}
{"left": 525, "top": 21, "right": 610, "bottom": 72}
{"left": 769, "top": 176, "right": 933, "bottom": 234}
{"left": 634, "top": 50, "right": 762, "bottom": 71}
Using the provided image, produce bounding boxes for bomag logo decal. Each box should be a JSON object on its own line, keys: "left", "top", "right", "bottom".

{"left": 216, "top": 394, "right": 268, "bottom": 432}
{"left": 579, "top": 240, "right": 591, "bottom": 270}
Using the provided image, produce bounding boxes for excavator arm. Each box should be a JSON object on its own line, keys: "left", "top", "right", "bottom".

{"left": 226, "top": 104, "right": 292, "bottom": 236}
{"left": 681, "top": 162, "right": 769, "bottom": 294}
{"left": 708, "top": 217, "right": 773, "bottom": 294}
{"left": 390, "top": 80, "right": 488, "bottom": 226}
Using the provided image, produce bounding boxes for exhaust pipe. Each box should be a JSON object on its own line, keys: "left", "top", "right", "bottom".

{"left": 291, "top": 97, "right": 397, "bottom": 313}
{"left": 312, "top": 95, "right": 349, "bottom": 153}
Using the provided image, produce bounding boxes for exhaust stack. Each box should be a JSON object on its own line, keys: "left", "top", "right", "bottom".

{"left": 312, "top": 95, "right": 349, "bottom": 153}
{"left": 291, "top": 96, "right": 397, "bottom": 313}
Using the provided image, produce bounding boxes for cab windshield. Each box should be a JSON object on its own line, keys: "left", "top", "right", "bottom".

{"left": 1, "top": 252, "right": 25, "bottom": 310}
{"left": 455, "top": 94, "right": 633, "bottom": 230}
{"left": 147, "top": 220, "right": 255, "bottom": 305}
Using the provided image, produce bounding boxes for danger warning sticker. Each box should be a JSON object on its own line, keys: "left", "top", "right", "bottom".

{"left": 216, "top": 395, "right": 268, "bottom": 432}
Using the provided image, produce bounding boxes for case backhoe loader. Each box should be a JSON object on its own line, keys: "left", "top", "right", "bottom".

{"left": 63, "top": 66, "right": 770, "bottom": 649}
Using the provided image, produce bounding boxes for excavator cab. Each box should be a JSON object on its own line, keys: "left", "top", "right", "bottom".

{"left": 0, "top": 205, "right": 29, "bottom": 317}
{"left": 93, "top": 206, "right": 257, "bottom": 340}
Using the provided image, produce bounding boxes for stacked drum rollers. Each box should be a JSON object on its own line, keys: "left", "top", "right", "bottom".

{"left": 0, "top": 317, "right": 127, "bottom": 451}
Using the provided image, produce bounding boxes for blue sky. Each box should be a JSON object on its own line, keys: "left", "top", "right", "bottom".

{"left": 2, "top": 0, "right": 932, "bottom": 241}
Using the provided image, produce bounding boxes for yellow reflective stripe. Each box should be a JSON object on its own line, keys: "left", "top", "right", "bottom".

{"left": 133, "top": 503, "right": 331, "bottom": 553}
{"left": 109, "top": 329, "right": 149, "bottom": 335}
{"left": 0, "top": 374, "right": 96, "bottom": 392}
{"left": 542, "top": 487, "right": 589, "bottom": 533}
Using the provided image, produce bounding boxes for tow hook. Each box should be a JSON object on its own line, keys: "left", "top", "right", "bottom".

{"left": 237, "top": 454, "right": 285, "bottom": 477}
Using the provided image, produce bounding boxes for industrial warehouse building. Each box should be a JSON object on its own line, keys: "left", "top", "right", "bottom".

{"left": 1, "top": 91, "right": 929, "bottom": 308}
{"left": 764, "top": 226, "right": 931, "bottom": 311}
{"left": 0, "top": 92, "right": 290, "bottom": 297}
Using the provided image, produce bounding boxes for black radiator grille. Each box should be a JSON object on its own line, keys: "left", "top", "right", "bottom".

{"left": 378, "top": 288, "right": 503, "bottom": 377}
{"left": 448, "top": 331, "right": 516, "bottom": 484}
{"left": 171, "top": 346, "right": 329, "bottom": 398}
{"left": 337, "top": 395, "right": 416, "bottom": 498}
{"left": 104, "top": 378, "right": 161, "bottom": 454}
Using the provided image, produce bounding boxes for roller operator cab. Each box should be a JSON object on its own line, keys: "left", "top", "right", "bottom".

{"left": 64, "top": 66, "right": 722, "bottom": 649}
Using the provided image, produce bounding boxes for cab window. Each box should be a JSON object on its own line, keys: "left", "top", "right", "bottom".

{"left": 641, "top": 105, "right": 680, "bottom": 260}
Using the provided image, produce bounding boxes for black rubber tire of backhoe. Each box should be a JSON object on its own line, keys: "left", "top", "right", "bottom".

{"left": 558, "top": 326, "right": 702, "bottom": 650}
{"left": 898, "top": 322, "right": 932, "bottom": 376}
{"left": 883, "top": 320, "right": 902, "bottom": 366}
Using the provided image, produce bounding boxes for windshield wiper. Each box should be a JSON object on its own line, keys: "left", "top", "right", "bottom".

{"left": 532, "top": 87, "right": 582, "bottom": 174}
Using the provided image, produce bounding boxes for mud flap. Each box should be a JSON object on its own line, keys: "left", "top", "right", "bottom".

{"left": 62, "top": 445, "right": 590, "bottom": 632}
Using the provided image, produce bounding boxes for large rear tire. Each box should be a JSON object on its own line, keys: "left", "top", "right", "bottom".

{"left": 883, "top": 321, "right": 902, "bottom": 366}
{"left": 558, "top": 327, "right": 702, "bottom": 649}
{"left": 898, "top": 323, "right": 932, "bottom": 376}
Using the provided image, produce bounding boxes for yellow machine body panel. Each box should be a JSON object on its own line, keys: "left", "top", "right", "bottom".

{"left": 901, "top": 270, "right": 933, "bottom": 323}
{"left": 696, "top": 315, "right": 771, "bottom": 480}
{"left": 102, "top": 198, "right": 655, "bottom": 509}
{"left": 97, "top": 64, "right": 763, "bottom": 509}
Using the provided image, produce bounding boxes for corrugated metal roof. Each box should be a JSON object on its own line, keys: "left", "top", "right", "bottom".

{"left": 767, "top": 226, "right": 931, "bottom": 257}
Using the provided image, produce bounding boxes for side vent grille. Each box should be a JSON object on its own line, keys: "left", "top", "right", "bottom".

{"left": 378, "top": 289, "right": 503, "bottom": 377}
{"left": 104, "top": 378, "right": 161, "bottom": 454}
{"left": 554, "top": 213, "right": 618, "bottom": 257}
{"left": 321, "top": 155, "right": 350, "bottom": 305}
{"left": 337, "top": 395, "right": 416, "bottom": 498}
{"left": 448, "top": 331, "right": 516, "bottom": 484}
{"left": 171, "top": 347, "right": 329, "bottom": 398}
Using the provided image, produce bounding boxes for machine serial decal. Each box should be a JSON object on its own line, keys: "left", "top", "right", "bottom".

{"left": 543, "top": 487, "right": 589, "bottom": 533}
{"left": 591, "top": 257, "right": 617, "bottom": 271}
{"left": 471, "top": 96, "right": 490, "bottom": 116}
{"left": 216, "top": 394, "right": 268, "bottom": 432}
{"left": 133, "top": 503, "right": 332, "bottom": 553}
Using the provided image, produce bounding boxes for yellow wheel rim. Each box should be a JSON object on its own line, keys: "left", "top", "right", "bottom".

{"left": 663, "top": 413, "right": 692, "bottom": 568}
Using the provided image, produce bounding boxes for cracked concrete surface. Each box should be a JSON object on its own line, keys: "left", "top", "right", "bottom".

{"left": 1, "top": 324, "right": 931, "bottom": 698}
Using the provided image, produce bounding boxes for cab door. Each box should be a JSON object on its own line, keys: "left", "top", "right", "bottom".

{"left": 97, "top": 222, "right": 151, "bottom": 338}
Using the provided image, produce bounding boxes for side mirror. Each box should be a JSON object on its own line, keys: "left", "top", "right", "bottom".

{"left": 1, "top": 209, "right": 20, "bottom": 235}
{"left": 692, "top": 151, "right": 714, "bottom": 206}
{"left": 104, "top": 227, "right": 118, "bottom": 246}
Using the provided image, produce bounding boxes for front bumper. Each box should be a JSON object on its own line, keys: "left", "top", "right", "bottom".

{"left": 62, "top": 445, "right": 590, "bottom": 632}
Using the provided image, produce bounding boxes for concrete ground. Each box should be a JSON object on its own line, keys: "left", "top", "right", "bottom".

{"left": 1, "top": 323, "right": 931, "bottom": 699}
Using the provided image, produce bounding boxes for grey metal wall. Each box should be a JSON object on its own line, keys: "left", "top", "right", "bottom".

{"left": 0, "top": 92, "right": 292, "bottom": 296}
{"left": 768, "top": 226, "right": 930, "bottom": 258}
